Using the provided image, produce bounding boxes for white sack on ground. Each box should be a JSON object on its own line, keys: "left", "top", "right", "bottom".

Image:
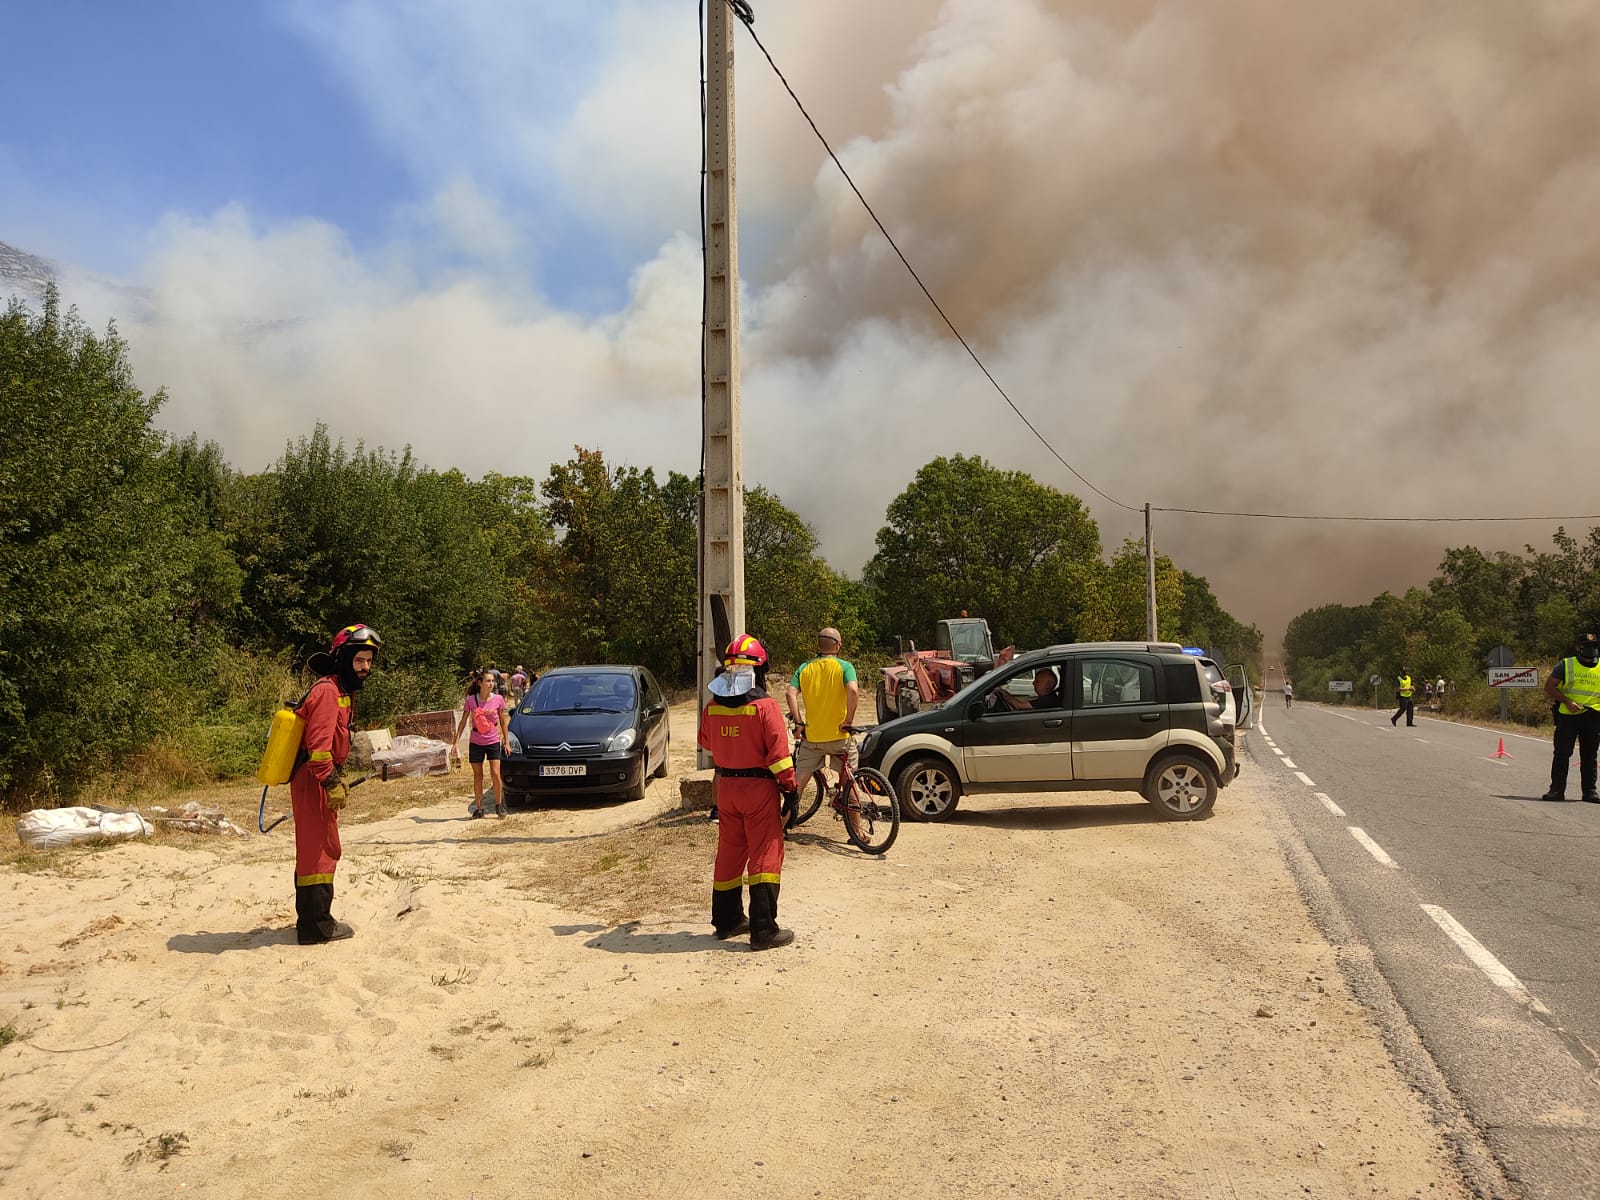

{"left": 15, "top": 807, "right": 155, "bottom": 850}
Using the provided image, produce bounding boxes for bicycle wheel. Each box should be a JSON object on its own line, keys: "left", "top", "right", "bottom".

{"left": 790, "top": 770, "right": 826, "bottom": 828}
{"left": 841, "top": 766, "right": 900, "bottom": 855}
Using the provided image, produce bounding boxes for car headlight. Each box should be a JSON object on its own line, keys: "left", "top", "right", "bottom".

{"left": 859, "top": 729, "right": 880, "bottom": 761}
{"left": 506, "top": 731, "right": 522, "bottom": 756}
{"left": 606, "top": 728, "right": 637, "bottom": 753}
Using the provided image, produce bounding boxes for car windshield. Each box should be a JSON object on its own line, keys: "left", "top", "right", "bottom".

{"left": 524, "top": 673, "right": 636, "bottom": 713}
{"left": 944, "top": 621, "right": 993, "bottom": 663}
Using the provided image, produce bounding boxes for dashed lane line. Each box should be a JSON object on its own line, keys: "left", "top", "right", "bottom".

{"left": 1422, "top": 904, "right": 1551, "bottom": 1015}
{"left": 1348, "top": 827, "right": 1398, "bottom": 868}
{"left": 1314, "top": 792, "right": 1345, "bottom": 817}
{"left": 1282, "top": 757, "right": 1298, "bottom": 769}
{"left": 1294, "top": 771, "right": 1315, "bottom": 787}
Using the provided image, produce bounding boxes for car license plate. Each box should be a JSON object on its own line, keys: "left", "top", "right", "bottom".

{"left": 541, "top": 764, "right": 586, "bottom": 777}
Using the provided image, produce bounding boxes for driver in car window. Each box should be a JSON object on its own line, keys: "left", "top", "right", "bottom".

{"left": 998, "top": 667, "right": 1060, "bottom": 711}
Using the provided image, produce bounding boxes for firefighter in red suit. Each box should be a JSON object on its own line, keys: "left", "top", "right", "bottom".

{"left": 292, "top": 624, "right": 381, "bottom": 945}
{"left": 699, "top": 634, "right": 799, "bottom": 950}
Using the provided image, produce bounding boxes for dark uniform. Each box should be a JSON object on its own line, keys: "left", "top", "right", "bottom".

{"left": 1543, "top": 634, "right": 1600, "bottom": 803}
{"left": 1391, "top": 673, "right": 1415, "bottom": 727}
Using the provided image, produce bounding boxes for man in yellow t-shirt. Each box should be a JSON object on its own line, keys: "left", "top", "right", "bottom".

{"left": 786, "top": 628, "right": 860, "bottom": 812}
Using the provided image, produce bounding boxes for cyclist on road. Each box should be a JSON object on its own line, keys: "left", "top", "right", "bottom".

{"left": 699, "top": 634, "right": 799, "bottom": 951}
{"left": 786, "top": 627, "right": 860, "bottom": 815}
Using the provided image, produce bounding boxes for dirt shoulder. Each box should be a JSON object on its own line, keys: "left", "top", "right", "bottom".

{"left": 0, "top": 707, "right": 1492, "bottom": 1198}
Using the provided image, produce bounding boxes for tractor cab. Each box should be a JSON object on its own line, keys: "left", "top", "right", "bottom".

{"left": 937, "top": 618, "right": 997, "bottom": 666}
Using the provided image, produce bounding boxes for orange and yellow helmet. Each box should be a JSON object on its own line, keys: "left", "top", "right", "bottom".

{"left": 722, "top": 634, "right": 768, "bottom": 668}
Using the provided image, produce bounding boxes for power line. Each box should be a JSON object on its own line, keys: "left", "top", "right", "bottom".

{"left": 723, "top": 1, "right": 1137, "bottom": 514}
{"left": 724, "top": 2, "right": 1600, "bottom": 531}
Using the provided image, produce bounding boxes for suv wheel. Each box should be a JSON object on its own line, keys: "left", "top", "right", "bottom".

{"left": 894, "top": 755, "right": 962, "bottom": 822}
{"left": 1144, "top": 754, "right": 1218, "bottom": 820}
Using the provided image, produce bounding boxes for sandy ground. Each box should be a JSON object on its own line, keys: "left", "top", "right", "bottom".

{"left": 0, "top": 702, "right": 1498, "bottom": 1199}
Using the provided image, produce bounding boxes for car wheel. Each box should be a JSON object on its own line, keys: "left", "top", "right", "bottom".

{"left": 653, "top": 734, "right": 670, "bottom": 778}
{"left": 876, "top": 684, "right": 891, "bottom": 724}
{"left": 1144, "top": 754, "right": 1218, "bottom": 820}
{"left": 624, "top": 772, "right": 648, "bottom": 802}
{"left": 894, "top": 755, "right": 962, "bottom": 822}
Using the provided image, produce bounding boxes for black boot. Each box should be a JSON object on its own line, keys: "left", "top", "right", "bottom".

{"left": 748, "top": 882, "right": 793, "bottom": 950}
{"left": 711, "top": 886, "right": 747, "bottom": 939}
{"left": 298, "top": 881, "right": 354, "bottom": 945}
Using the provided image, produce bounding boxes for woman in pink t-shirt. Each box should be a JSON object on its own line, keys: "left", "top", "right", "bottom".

{"left": 452, "top": 669, "right": 510, "bottom": 818}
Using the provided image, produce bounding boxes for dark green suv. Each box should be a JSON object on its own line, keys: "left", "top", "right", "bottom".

{"left": 857, "top": 642, "right": 1238, "bottom": 823}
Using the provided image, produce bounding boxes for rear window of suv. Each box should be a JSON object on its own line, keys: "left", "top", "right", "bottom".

{"left": 1164, "top": 661, "right": 1202, "bottom": 703}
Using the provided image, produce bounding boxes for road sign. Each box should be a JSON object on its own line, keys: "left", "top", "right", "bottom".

{"left": 1488, "top": 666, "right": 1540, "bottom": 688}
{"left": 1369, "top": 675, "right": 1382, "bottom": 687}
{"left": 1328, "top": 680, "right": 1353, "bottom": 692}
{"left": 1486, "top": 645, "right": 1517, "bottom": 668}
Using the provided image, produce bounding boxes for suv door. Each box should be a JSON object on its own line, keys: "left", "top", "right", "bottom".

{"left": 1071, "top": 655, "right": 1169, "bottom": 780}
{"left": 960, "top": 661, "right": 1073, "bottom": 784}
{"left": 1225, "top": 664, "right": 1253, "bottom": 729}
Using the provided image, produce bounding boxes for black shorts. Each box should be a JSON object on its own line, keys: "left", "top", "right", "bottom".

{"left": 469, "top": 742, "right": 503, "bottom": 763}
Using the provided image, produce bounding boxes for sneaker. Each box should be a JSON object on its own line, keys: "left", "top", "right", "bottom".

{"left": 750, "top": 928, "right": 795, "bottom": 951}
{"left": 707, "top": 806, "right": 719, "bottom": 823}
{"left": 495, "top": 804, "right": 507, "bottom": 819}
{"left": 469, "top": 806, "right": 484, "bottom": 819}
{"left": 714, "top": 918, "right": 750, "bottom": 941}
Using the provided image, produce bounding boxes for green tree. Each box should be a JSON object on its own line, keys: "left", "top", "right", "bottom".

{"left": 865, "top": 454, "right": 1101, "bottom": 649}
{"left": 0, "top": 293, "right": 206, "bottom": 797}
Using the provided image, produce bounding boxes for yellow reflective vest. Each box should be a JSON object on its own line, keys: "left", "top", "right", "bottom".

{"left": 1557, "top": 658, "right": 1600, "bottom": 715}
{"left": 1396, "top": 674, "right": 1414, "bottom": 698}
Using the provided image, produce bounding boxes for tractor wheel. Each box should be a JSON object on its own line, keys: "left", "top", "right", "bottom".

{"left": 897, "top": 681, "right": 921, "bottom": 715}
{"left": 876, "top": 684, "right": 892, "bottom": 724}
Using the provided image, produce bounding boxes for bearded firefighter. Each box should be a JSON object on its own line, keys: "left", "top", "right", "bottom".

{"left": 699, "top": 634, "right": 799, "bottom": 950}
{"left": 292, "top": 623, "right": 381, "bottom": 945}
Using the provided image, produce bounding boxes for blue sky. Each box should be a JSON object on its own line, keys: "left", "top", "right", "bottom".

{"left": 1, "top": 0, "right": 632, "bottom": 303}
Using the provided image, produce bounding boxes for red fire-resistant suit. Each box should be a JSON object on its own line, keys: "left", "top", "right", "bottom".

{"left": 698, "top": 691, "right": 796, "bottom": 941}
{"left": 290, "top": 675, "right": 352, "bottom": 941}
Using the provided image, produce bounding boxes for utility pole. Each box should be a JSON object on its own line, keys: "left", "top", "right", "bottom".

{"left": 1144, "top": 503, "right": 1157, "bottom": 641}
{"left": 698, "top": 0, "right": 745, "bottom": 765}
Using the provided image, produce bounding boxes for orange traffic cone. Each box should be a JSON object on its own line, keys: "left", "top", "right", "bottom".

{"left": 1490, "top": 738, "right": 1514, "bottom": 760}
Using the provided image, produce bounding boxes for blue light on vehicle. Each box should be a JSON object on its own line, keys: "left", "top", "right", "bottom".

{"left": 1180, "top": 647, "right": 1205, "bottom": 656}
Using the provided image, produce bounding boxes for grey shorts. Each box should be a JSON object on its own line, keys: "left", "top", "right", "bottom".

{"left": 794, "top": 738, "right": 856, "bottom": 784}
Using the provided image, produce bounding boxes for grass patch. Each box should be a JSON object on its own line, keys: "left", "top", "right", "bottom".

{"left": 430, "top": 966, "right": 476, "bottom": 989}
{"left": 294, "top": 1085, "right": 352, "bottom": 1102}
{"left": 0, "top": 1023, "right": 20, "bottom": 1050}
{"left": 514, "top": 812, "right": 713, "bottom": 925}
{"left": 379, "top": 1138, "right": 413, "bottom": 1159}
{"left": 125, "top": 1131, "right": 189, "bottom": 1166}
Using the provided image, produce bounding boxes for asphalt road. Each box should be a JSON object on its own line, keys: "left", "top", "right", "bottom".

{"left": 1252, "top": 699, "right": 1600, "bottom": 1199}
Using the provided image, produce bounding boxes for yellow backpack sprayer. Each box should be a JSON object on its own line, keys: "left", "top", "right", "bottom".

{"left": 255, "top": 697, "right": 307, "bottom": 832}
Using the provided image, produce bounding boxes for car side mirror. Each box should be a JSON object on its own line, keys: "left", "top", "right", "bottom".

{"left": 969, "top": 700, "right": 986, "bottom": 721}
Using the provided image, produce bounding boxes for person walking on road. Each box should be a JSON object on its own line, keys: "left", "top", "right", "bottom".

{"left": 1541, "top": 632, "right": 1600, "bottom": 803}
{"left": 1391, "top": 669, "right": 1416, "bottom": 727}
{"left": 786, "top": 627, "right": 860, "bottom": 826}
{"left": 1283, "top": 680, "right": 1293, "bottom": 708}
{"left": 292, "top": 623, "right": 381, "bottom": 945}
{"left": 700, "top": 635, "right": 799, "bottom": 950}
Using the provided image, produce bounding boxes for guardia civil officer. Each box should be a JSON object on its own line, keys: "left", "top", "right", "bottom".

{"left": 292, "top": 624, "right": 381, "bottom": 944}
{"left": 1391, "top": 668, "right": 1416, "bottom": 727}
{"left": 1541, "top": 631, "right": 1600, "bottom": 803}
{"left": 698, "top": 635, "right": 799, "bottom": 950}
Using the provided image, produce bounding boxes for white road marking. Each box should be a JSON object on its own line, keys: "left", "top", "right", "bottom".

{"left": 1314, "top": 792, "right": 1345, "bottom": 816}
{"left": 1274, "top": 749, "right": 1285, "bottom": 757}
{"left": 1281, "top": 757, "right": 1297, "bottom": 769}
{"left": 1414, "top": 738, "right": 1429, "bottom": 744}
{"left": 1421, "top": 904, "right": 1551, "bottom": 1015}
{"left": 1294, "top": 771, "right": 1315, "bottom": 787}
{"left": 1348, "top": 827, "right": 1397, "bottom": 868}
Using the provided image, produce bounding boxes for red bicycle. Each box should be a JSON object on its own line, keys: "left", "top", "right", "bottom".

{"left": 788, "top": 723, "right": 900, "bottom": 855}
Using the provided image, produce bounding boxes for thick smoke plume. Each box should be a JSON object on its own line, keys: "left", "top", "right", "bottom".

{"left": 28, "top": 0, "right": 1600, "bottom": 650}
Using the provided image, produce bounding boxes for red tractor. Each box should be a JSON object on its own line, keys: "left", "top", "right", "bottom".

{"left": 876, "top": 616, "right": 1015, "bottom": 722}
